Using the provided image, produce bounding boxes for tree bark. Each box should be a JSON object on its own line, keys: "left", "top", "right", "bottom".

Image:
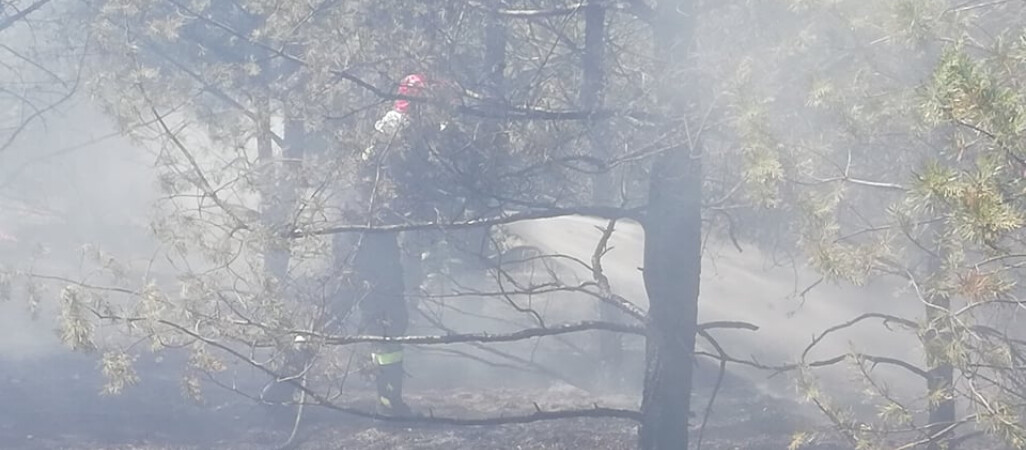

{"left": 639, "top": 1, "right": 701, "bottom": 449}
{"left": 579, "top": 1, "right": 624, "bottom": 386}
{"left": 639, "top": 143, "right": 702, "bottom": 450}
{"left": 262, "top": 110, "right": 306, "bottom": 283}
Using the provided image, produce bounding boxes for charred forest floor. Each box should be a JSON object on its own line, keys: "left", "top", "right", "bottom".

{"left": 3, "top": 348, "right": 1010, "bottom": 450}
{"left": 0, "top": 351, "right": 865, "bottom": 450}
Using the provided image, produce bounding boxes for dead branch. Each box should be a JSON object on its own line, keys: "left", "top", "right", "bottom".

{"left": 309, "top": 320, "right": 645, "bottom": 345}
{"left": 698, "top": 320, "right": 760, "bottom": 332}
{"left": 801, "top": 312, "right": 918, "bottom": 361}
{"left": 791, "top": 313, "right": 928, "bottom": 378}
{"left": 326, "top": 404, "right": 643, "bottom": 425}
{"left": 290, "top": 206, "right": 644, "bottom": 237}
{"left": 695, "top": 328, "right": 729, "bottom": 450}
{"left": 0, "top": 0, "right": 52, "bottom": 33}
{"left": 892, "top": 415, "right": 978, "bottom": 450}
{"left": 413, "top": 306, "right": 593, "bottom": 392}
{"left": 591, "top": 219, "right": 622, "bottom": 307}
{"left": 146, "top": 102, "right": 253, "bottom": 231}
{"left": 806, "top": 353, "right": 931, "bottom": 380}
{"left": 159, "top": 315, "right": 644, "bottom": 424}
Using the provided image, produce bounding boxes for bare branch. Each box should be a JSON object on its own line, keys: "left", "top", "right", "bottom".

{"left": 290, "top": 206, "right": 644, "bottom": 237}
{"left": 466, "top": 1, "right": 585, "bottom": 18}
{"left": 805, "top": 353, "right": 931, "bottom": 380}
{"left": 146, "top": 102, "right": 253, "bottom": 231}
{"left": 698, "top": 320, "right": 760, "bottom": 332}
{"left": 159, "top": 313, "right": 644, "bottom": 424}
{"left": 0, "top": 0, "right": 52, "bottom": 33}
{"left": 308, "top": 320, "right": 645, "bottom": 346}
{"left": 801, "top": 313, "right": 918, "bottom": 361}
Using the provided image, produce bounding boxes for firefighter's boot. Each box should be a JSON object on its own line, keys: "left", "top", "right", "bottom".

{"left": 373, "top": 348, "right": 412, "bottom": 416}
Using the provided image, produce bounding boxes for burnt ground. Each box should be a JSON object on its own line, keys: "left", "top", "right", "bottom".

{"left": 0, "top": 350, "right": 862, "bottom": 450}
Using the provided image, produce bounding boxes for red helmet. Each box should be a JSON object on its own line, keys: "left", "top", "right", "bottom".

{"left": 393, "top": 73, "right": 427, "bottom": 114}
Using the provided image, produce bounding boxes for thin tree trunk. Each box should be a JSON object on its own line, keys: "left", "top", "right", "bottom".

{"left": 639, "top": 1, "right": 701, "bottom": 449}
{"left": 259, "top": 101, "right": 311, "bottom": 408}
{"left": 262, "top": 110, "right": 306, "bottom": 283}
{"left": 579, "top": 1, "right": 623, "bottom": 386}
{"left": 257, "top": 97, "right": 285, "bottom": 282}
{"left": 483, "top": 3, "right": 507, "bottom": 101}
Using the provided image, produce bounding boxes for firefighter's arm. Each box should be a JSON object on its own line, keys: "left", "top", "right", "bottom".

{"left": 374, "top": 109, "right": 407, "bottom": 135}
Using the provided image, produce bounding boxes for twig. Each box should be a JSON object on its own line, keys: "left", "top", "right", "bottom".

{"left": 147, "top": 105, "right": 251, "bottom": 230}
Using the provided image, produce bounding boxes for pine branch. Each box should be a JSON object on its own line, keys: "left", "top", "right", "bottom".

{"left": 163, "top": 0, "right": 664, "bottom": 124}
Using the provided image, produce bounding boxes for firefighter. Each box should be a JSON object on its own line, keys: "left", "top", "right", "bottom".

{"left": 353, "top": 72, "right": 496, "bottom": 415}
{"left": 349, "top": 73, "right": 431, "bottom": 417}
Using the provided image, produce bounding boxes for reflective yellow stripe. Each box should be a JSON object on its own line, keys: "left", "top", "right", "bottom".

{"left": 371, "top": 351, "right": 403, "bottom": 366}
{"left": 379, "top": 396, "right": 392, "bottom": 408}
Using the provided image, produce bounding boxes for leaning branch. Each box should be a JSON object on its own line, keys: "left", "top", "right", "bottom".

{"left": 699, "top": 321, "right": 760, "bottom": 332}
{"left": 157, "top": 315, "right": 643, "bottom": 424}
{"left": 802, "top": 312, "right": 918, "bottom": 361}
{"left": 315, "top": 401, "right": 643, "bottom": 425}
{"left": 805, "top": 353, "right": 931, "bottom": 380}
{"left": 289, "top": 206, "right": 644, "bottom": 237}
{"left": 306, "top": 320, "right": 645, "bottom": 345}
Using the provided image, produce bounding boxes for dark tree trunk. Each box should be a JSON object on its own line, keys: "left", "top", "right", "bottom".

{"left": 639, "top": 142, "right": 702, "bottom": 450}
{"left": 579, "top": 2, "right": 624, "bottom": 386}
{"left": 639, "top": 1, "right": 701, "bottom": 449}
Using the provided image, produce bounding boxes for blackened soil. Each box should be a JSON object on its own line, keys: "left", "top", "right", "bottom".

{"left": 0, "top": 353, "right": 852, "bottom": 450}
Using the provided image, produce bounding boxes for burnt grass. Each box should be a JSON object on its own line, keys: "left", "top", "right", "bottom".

{"left": 0, "top": 349, "right": 868, "bottom": 450}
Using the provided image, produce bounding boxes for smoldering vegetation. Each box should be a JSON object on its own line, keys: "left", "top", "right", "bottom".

{"left": 4, "top": 0, "right": 1026, "bottom": 449}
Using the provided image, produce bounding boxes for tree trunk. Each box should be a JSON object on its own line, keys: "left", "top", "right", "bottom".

{"left": 579, "top": 2, "right": 624, "bottom": 386}
{"left": 639, "top": 142, "right": 702, "bottom": 450}
{"left": 257, "top": 98, "right": 285, "bottom": 282}
{"left": 262, "top": 111, "right": 306, "bottom": 283}
{"left": 260, "top": 103, "right": 310, "bottom": 408}
{"left": 639, "top": 1, "right": 701, "bottom": 449}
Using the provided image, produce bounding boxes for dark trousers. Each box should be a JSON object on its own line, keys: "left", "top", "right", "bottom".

{"left": 352, "top": 231, "right": 409, "bottom": 410}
